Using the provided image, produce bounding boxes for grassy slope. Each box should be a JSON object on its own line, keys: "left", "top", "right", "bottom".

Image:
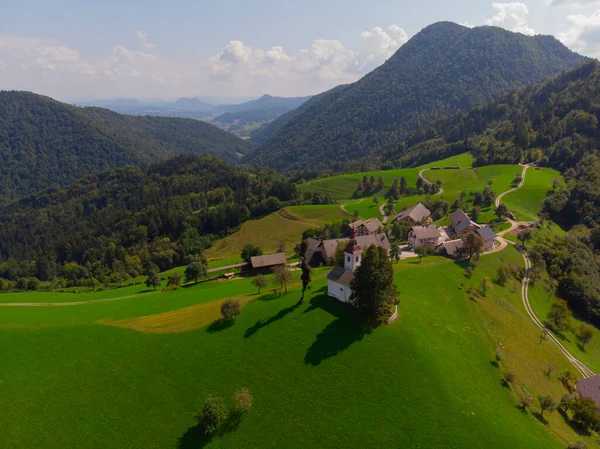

{"left": 204, "top": 205, "right": 348, "bottom": 263}
{"left": 1, "top": 250, "right": 593, "bottom": 448}
{"left": 502, "top": 168, "right": 564, "bottom": 221}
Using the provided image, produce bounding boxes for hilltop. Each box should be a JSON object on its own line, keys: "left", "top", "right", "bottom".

{"left": 0, "top": 91, "right": 252, "bottom": 202}
{"left": 246, "top": 22, "right": 585, "bottom": 171}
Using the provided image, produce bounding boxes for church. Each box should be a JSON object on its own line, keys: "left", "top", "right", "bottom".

{"left": 326, "top": 229, "right": 362, "bottom": 303}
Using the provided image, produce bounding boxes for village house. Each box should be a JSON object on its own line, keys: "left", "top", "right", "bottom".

{"left": 408, "top": 225, "right": 442, "bottom": 249}
{"left": 394, "top": 203, "right": 431, "bottom": 224}
{"left": 249, "top": 252, "right": 286, "bottom": 274}
{"left": 450, "top": 209, "right": 480, "bottom": 236}
{"left": 318, "top": 233, "right": 391, "bottom": 266}
{"left": 477, "top": 226, "right": 496, "bottom": 252}
{"left": 326, "top": 229, "right": 362, "bottom": 303}
{"left": 349, "top": 218, "right": 384, "bottom": 236}
{"left": 437, "top": 239, "right": 465, "bottom": 258}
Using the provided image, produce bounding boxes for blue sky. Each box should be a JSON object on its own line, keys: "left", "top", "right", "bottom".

{"left": 1, "top": 0, "right": 599, "bottom": 100}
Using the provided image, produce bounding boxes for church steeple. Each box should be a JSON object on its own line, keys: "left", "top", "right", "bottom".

{"left": 344, "top": 228, "right": 362, "bottom": 271}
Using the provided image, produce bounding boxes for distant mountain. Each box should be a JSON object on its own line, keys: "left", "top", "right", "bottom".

{"left": 249, "top": 86, "right": 350, "bottom": 147}
{"left": 0, "top": 91, "right": 252, "bottom": 202}
{"left": 172, "top": 97, "right": 215, "bottom": 111}
{"left": 246, "top": 22, "right": 585, "bottom": 171}
{"left": 220, "top": 94, "right": 311, "bottom": 113}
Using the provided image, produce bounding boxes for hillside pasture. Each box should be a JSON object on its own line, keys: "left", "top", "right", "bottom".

{"left": 0, "top": 250, "right": 593, "bottom": 448}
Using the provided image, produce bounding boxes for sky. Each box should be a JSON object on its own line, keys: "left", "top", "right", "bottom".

{"left": 1, "top": 0, "right": 600, "bottom": 101}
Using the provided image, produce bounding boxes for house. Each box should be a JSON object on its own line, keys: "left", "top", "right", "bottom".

{"left": 394, "top": 203, "right": 431, "bottom": 224}
{"left": 349, "top": 218, "right": 383, "bottom": 236}
{"left": 450, "top": 209, "right": 480, "bottom": 236}
{"left": 436, "top": 239, "right": 464, "bottom": 258}
{"left": 576, "top": 375, "right": 600, "bottom": 410}
{"left": 477, "top": 226, "right": 496, "bottom": 252}
{"left": 303, "top": 237, "right": 324, "bottom": 267}
{"left": 318, "top": 233, "right": 391, "bottom": 265}
{"left": 249, "top": 252, "right": 286, "bottom": 274}
{"left": 408, "top": 225, "right": 441, "bottom": 249}
{"left": 326, "top": 229, "right": 362, "bottom": 303}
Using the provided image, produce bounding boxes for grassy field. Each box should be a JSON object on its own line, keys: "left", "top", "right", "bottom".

{"left": 502, "top": 167, "right": 564, "bottom": 222}
{"left": 1, "top": 248, "right": 596, "bottom": 448}
{"left": 298, "top": 153, "right": 473, "bottom": 200}
{"left": 204, "top": 205, "right": 348, "bottom": 263}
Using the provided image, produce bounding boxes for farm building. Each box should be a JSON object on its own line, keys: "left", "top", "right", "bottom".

{"left": 349, "top": 218, "right": 384, "bottom": 236}
{"left": 576, "top": 375, "right": 600, "bottom": 410}
{"left": 450, "top": 209, "right": 480, "bottom": 236}
{"left": 436, "top": 239, "right": 464, "bottom": 258}
{"left": 408, "top": 225, "right": 442, "bottom": 249}
{"left": 394, "top": 203, "right": 431, "bottom": 224}
{"left": 476, "top": 226, "right": 496, "bottom": 252}
{"left": 326, "top": 229, "right": 362, "bottom": 303}
{"left": 249, "top": 253, "right": 286, "bottom": 274}
{"left": 304, "top": 233, "right": 391, "bottom": 267}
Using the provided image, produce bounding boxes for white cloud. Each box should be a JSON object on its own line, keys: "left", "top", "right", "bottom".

{"left": 546, "top": 0, "right": 600, "bottom": 6}
{"left": 460, "top": 21, "right": 476, "bottom": 28}
{"left": 135, "top": 30, "right": 155, "bottom": 50}
{"left": 486, "top": 2, "right": 535, "bottom": 35}
{"left": 353, "top": 25, "right": 408, "bottom": 72}
{"left": 557, "top": 10, "right": 600, "bottom": 56}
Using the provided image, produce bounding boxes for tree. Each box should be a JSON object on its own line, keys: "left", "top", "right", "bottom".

{"left": 577, "top": 324, "right": 593, "bottom": 349}
{"left": 145, "top": 270, "right": 161, "bottom": 290}
{"left": 471, "top": 206, "right": 480, "bottom": 223}
{"left": 273, "top": 264, "right": 293, "bottom": 294}
{"left": 567, "top": 442, "right": 588, "bottom": 449}
{"left": 518, "top": 229, "right": 533, "bottom": 247}
{"left": 548, "top": 299, "right": 571, "bottom": 330}
{"left": 496, "top": 266, "right": 510, "bottom": 286}
{"left": 390, "top": 240, "right": 401, "bottom": 263}
{"left": 221, "top": 299, "right": 241, "bottom": 322}
{"left": 299, "top": 259, "right": 312, "bottom": 304}
{"left": 198, "top": 394, "right": 229, "bottom": 435}
{"left": 495, "top": 204, "right": 509, "bottom": 220}
{"left": 503, "top": 371, "right": 516, "bottom": 386}
{"left": 538, "top": 394, "right": 556, "bottom": 418}
{"left": 520, "top": 395, "right": 534, "bottom": 410}
{"left": 559, "top": 371, "right": 577, "bottom": 393}
{"left": 251, "top": 274, "right": 268, "bottom": 294}
{"left": 462, "top": 231, "right": 484, "bottom": 260}
{"left": 481, "top": 277, "right": 490, "bottom": 296}
{"left": 350, "top": 245, "right": 398, "bottom": 325}
{"left": 233, "top": 387, "right": 253, "bottom": 414}
{"left": 334, "top": 241, "right": 346, "bottom": 267}
{"left": 570, "top": 397, "right": 600, "bottom": 429}
{"left": 414, "top": 247, "right": 426, "bottom": 262}
{"left": 241, "top": 244, "right": 262, "bottom": 263}
{"left": 185, "top": 261, "right": 207, "bottom": 284}
{"left": 373, "top": 196, "right": 379, "bottom": 205}
{"left": 167, "top": 273, "right": 182, "bottom": 287}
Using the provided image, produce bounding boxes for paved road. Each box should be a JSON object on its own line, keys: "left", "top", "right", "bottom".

{"left": 379, "top": 203, "right": 389, "bottom": 224}
{"left": 418, "top": 169, "right": 444, "bottom": 196}
{"left": 493, "top": 164, "right": 595, "bottom": 378}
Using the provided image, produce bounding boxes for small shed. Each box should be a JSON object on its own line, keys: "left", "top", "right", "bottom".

{"left": 250, "top": 253, "right": 286, "bottom": 274}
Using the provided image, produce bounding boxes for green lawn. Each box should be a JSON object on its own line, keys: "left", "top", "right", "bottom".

{"left": 1, "top": 249, "right": 593, "bottom": 448}
{"left": 502, "top": 168, "right": 563, "bottom": 222}
{"left": 298, "top": 153, "right": 473, "bottom": 200}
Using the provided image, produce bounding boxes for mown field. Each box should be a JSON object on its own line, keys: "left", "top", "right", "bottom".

{"left": 0, "top": 249, "right": 595, "bottom": 448}
{"left": 502, "top": 167, "right": 564, "bottom": 222}
{"left": 204, "top": 205, "right": 348, "bottom": 263}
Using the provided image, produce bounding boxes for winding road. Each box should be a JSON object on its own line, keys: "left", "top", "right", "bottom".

{"left": 494, "top": 164, "right": 595, "bottom": 378}
{"left": 418, "top": 169, "right": 444, "bottom": 196}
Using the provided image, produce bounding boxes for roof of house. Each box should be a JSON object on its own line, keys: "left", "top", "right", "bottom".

{"left": 477, "top": 226, "right": 496, "bottom": 242}
{"left": 443, "top": 239, "right": 464, "bottom": 256}
{"left": 320, "top": 233, "right": 391, "bottom": 259}
{"left": 326, "top": 266, "right": 354, "bottom": 287}
{"left": 250, "top": 252, "right": 286, "bottom": 268}
{"left": 304, "top": 237, "right": 321, "bottom": 262}
{"left": 410, "top": 225, "right": 440, "bottom": 240}
{"left": 395, "top": 203, "right": 432, "bottom": 223}
{"left": 350, "top": 218, "right": 383, "bottom": 233}
{"left": 577, "top": 375, "right": 600, "bottom": 408}
{"left": 451, "top": 209, "right": 481, "bottom": 235}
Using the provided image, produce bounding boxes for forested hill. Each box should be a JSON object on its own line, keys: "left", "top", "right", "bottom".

{"left": 0, "top": 155, "right": 299, "bottom": 282}
{"left": 245, "top": 22, "right": 584, "bottom": 171}
{"left": 0, "top": 91, "right": 252, "bottom": 203}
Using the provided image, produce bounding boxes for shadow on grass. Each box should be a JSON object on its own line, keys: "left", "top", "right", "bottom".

{"left": 577, "top": 343, "right": 586, "bottom": 353}
{"left": 558, "top": 409, "right": 591, "bottom": 437}
{"left": 303, "top": 294, "right": 370, "bottom": 366}
{"left": 244, "top": 301, "right": 302, "bottom": 338}
{"left": 532, "top": 411, "right": 549, "bottom": 425}
{"left": 206, "top": 319, "right": 234, "bottom": 333}
{"left": 177, "top": 413, "right": 243, "bottom": 449}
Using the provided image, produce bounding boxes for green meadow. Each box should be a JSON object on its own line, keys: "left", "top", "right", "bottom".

{"left": 0, "top": 249, "right": 595, "bottom": 448}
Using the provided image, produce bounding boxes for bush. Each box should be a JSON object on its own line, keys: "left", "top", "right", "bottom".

{"left": 221, "top": 299, "right": 241, "bottom": 322}
{"left": 567, "top": 442, "right": 587, "bottom": 449}
{"left": 233, "top": 387, "right": 253, "bottom": 414}
{"left": 198, "top": 394, "right": 229, "bottom": 435}
{"left": 167, "top": 273, "right": 182, "bottom": 287}
{"left": 496, "top": 266, "right": 510, "bottom": 286}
